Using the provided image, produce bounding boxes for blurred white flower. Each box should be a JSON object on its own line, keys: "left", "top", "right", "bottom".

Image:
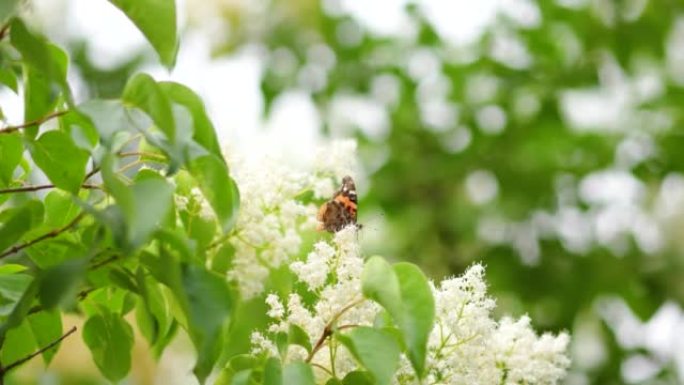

{"left": 313, "top": 139, "right": 359, "bottom": 181}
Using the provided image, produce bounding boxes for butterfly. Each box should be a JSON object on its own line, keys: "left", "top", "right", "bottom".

{"left": 316, "top": 176, "right": 359, "bottom": 233}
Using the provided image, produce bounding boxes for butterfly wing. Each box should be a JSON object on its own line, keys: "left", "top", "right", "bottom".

{"left": 316, "top": 176, "right": 359, "bottom": 233}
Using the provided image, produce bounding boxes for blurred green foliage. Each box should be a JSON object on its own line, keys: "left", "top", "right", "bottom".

{"left": 174, "top": 0, "right": 683, "bottom": 383}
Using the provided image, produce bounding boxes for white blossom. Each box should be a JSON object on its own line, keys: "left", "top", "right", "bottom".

{"left": 254, "top": 239, "right": 570, "bottom": 384}
{"left": 250, "top": 331, "right": 277, "bottom": 356}
{"left": 266, "top": 293, "right": 285, "bottom": 319}
{"left": 221, "top": 140, "right": 357, "bottom": 298}
{"left": 290, "top": 241, "right": 335, "bottom": 291}
{"left": 230, "top": 140, "right": 569, "bottom": 383}
{"left": 410, "top": 265, "right": 570, "bottom": 385}
{"left": 313, "top": 139, "right": 359, "bottom": 181}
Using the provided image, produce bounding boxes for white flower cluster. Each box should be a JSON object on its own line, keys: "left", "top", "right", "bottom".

{"left": 252, "top": 225, "right": 379, "bottom": 375}
{"left": 222, "top": 140, "right": 358, "bottom": 298}
{"left": 175, "top": 187, "right": 214, "bottom": 220}
{"left": 253, "top": 232, "right": 570, "bottom": 384}
{"left": 424, "top": 264, "right": 570, "bottom": 384}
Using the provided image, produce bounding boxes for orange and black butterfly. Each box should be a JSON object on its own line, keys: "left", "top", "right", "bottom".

{"left": 316, "top": 176, "right": 359, "bottom": 232}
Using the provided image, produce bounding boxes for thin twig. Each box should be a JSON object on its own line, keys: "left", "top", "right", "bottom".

{"left": 89, "top": 254, "right": 119, "bottom": 270}
{"left": 28, "top": 254, "right": 119, "bottom": 316}
{"left": 117, "top": 159, "right": 144, "bottom": 174}
{"left": 0, "top": 23, "right": 9, "bottom": 41}
{"left": 0, "top": 326, "right": 77, "bottom": 376}
{"left": 28, "top": 287, "right": 96, "bottom": 316}
{"left": 118, "top": 151, "right": 166, "bottom": 161}
{"left": 206, "top": 229, "right": 238, "bottom": 251}
{"left": 305, "top": 298, "right": 365, "bottom": 363}
{"left": 0, "top": 183, "right": 101, "bottom": 195}
{"left": 0, "top": 212, "right": 86, "bottom": 259}
{"left": 83, "top": 167, "right": 100, "bottom": 182}
{"left": 336, "top": 324, "right": 360, "bottom": 331}
{"left": 0, "top": 110, "right": 68, "bottom": 135}
{"left": 311, "top": 363, "right": 333, "bottom": 376}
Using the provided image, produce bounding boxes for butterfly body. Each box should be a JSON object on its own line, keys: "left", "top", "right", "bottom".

{"left": 317, "top": 176, "right": 358, "bottom": 232}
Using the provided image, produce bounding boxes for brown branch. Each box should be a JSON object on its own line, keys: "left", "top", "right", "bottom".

{"left": 305, "top": 298, "right": 365, "bottom": 363}
{"left": 89, "top": 254, "right": 119, "bottom": 270}
{"left": 118, "top": 151, "right": 166, "bottom": 161}
{"left": 27, "top": 254, "right": 120, "bottom": 316}
{"left": 0, "top": 212, "right": 86, "bottom": 260}
{"left": 336, "top": 324, "right": 361, "bottom": 331}
{"left": 0, "top": 326, "right": 77, "bottom": 377}
{"left": 0, "top": 183, "right": 101, "bottom": 195}
{"left": 84, "top": 167, "right": 100, "bottom": 182}
{"left": 0, "top": 110, "right": 68, "bottom": 135}
{"left": 27, "top": 287, "right": 96, "bottom": 316}
{"left": 0, "top": 23, "right": 9, "bottom": 41}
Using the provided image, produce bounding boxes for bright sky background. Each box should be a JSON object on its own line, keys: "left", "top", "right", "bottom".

{"left": 2, "top": 0, "right": 503, "bottom": 164}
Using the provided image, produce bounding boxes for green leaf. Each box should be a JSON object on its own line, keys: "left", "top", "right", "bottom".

{"left": 181, "top": 265, "right": 234, "bottom": 383}
{"left": 0, "top": 200, "right": 43, "bottom": 254}
{"left": 188, "top": 155, "right": 240, "bottom": 232}
{"left": 0, "top": 279, "right": 39, "bottom": 339}
{"left": 109, "top": 269, "right": 139, "bottom": 294}
{"left": 128, "top": 177, "right": 174, "bottom": 247}
{"left": 0, "top": 67, "right": 18, "bottom": 93}
{"left": 282, "top": 362, "right": 315, "bottom": 385}
{"left": 23, "top": 66, "right": 59, "bottom": 139}
{"left": 108, "top": 0, "right": 178, "bottom": 68}
{"left": 77, "top": 99, "right": 130, "bottom": 147}
{"left": 10, "top": 19, "right": 68, "bottom": 89}
{"left": 215, "top": 355, "right": 257, "bottom": 385}
{"left": 140, "top": 250, "right": 183, "bottom": 298}
{"left": 159, "top": 82, "right": 223, "bottom": 158}
{"left": 82, "top": 309, "right": 134, "bottom": 382}
{"left": 289, "top": 324, "right": 312, "bottom": 354}
{"left": 337, "top": 327, "right": 400, "bottom": 385}
{"left": 210, "top": 243, "right": 234, "bottom": 275}
{"left": 229, "top": 370, "right": 252, "bottom": 385}
{"left": 38, "top": 259, "right": 86, "bottom": 310}
{"left": 135, "top": 271, "right": 174, "bottom": 353}
{"left": 361, "top": 256, "right": 402, "bottom": 320}
{"left": 360, "top": 258, "right": 435, "bottom": 378}
{"left": 101, "top": 163, "right": 174, "bottom": 249}
{"left": 0, "top": 320, "right": 36, "bottom": 366}
{"left": 27, "top": 310, "right": 62, "bottom": 365}
{"left": 275, "top": 331, "right": 288, "bottom": 358}
{"left": 30, "top": 130, "right": 89, "bottom": 193}
{"left": 0, "top": 264, "right": 27, "bottom": 275}
{"left": 11, "top": 20, "right": 71, "bottom": 119}
{"left": 263, "top": 357, "right": 283, "bottom": 385}
{"left": 25, "top": 233, "right": 84, "bottom": 269}
{"left": 44, "top": 190, "right": 80, "bottom": 228}
{"left": 59, "top": 110, "right": 99, "bottom": 151}
{"left": 155, "top": 229, "right": 193, "bottom": 262}
{"left": 135, "top": 295, "right": 156, "bottom": 347}
{"left": 0, "top": 133, "right": 22, "bottom": 186}
{"left": 341, "top": 371, "right": 373, "bottom": 385}
{"left": 393, "top": 263, "right": 435, "bottom": 377}
{"left": 123, "top": 73, "right": 175, "bottom": 141}
{"left": 184, "top": 213, "right": 217, "bottom": 251}
{"left": 81, "top": 288, "right": 134, "bottom": 318}
{"left": 0, "top": 272, "right": 32, "bottom": 316}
